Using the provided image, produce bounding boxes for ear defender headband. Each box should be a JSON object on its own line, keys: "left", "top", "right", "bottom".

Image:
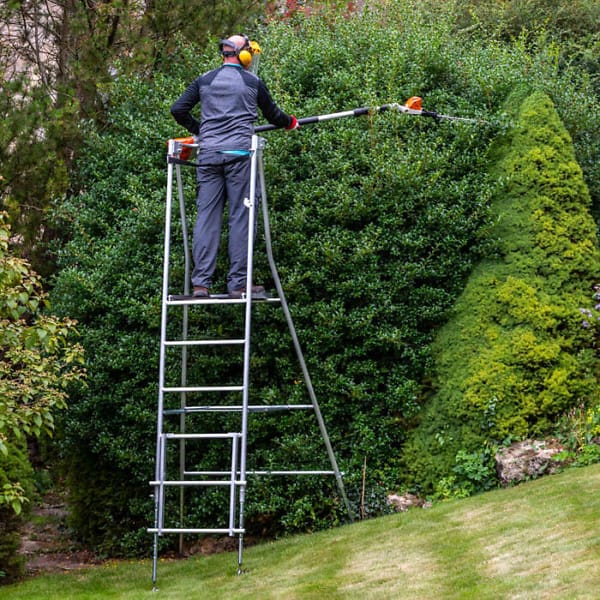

{"left": 219, "top": 34, "right": 259, "bottom": 68}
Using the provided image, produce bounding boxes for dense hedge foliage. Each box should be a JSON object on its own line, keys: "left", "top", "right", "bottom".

{"left": 402, "top": 90, "right": 600, "bottom": 496}
{"left": 49, "top": 3, "right": 600, "bottom": 554}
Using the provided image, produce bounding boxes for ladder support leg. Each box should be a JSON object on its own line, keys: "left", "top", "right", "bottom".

{"left": 237, "top": 483, "right": 246, "bottom": 575}
{"left": 258, "top": 152, "right": 354, "bottom": 522}
{"left": 236, "top": 134, "right": 260, "bottom": 572}
{"left": 152, "top": 508, "right": 159, "bottom": 590}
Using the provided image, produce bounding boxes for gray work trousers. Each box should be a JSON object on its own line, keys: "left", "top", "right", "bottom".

{"left": 192, "top": 153, "right": 256, "bottom": 292}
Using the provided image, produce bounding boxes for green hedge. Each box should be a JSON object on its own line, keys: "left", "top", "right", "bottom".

{"left": 401, "top": 90, "right": 600, "bottom": 496}
{"left": 49, "top": 3, "right": 600, "bottom": 554}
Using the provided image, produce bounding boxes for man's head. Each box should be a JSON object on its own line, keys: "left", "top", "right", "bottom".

{"left": 219, "top": 35, "right": 253, "bottom": 68}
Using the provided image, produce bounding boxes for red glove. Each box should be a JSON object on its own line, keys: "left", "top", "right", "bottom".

{"left": 286, "top": 115, "right": 299, "bottom": 130}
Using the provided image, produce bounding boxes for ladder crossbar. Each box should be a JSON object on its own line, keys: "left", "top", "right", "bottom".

{"left": 162, "top": 385, "right": 243, "bottom": 393}
{"left": 164, "top": 339, "right": 245, "bottom": 346}
{"left": 150, "top": 480, "right": 246, "bottom": 487}
{"left": 163, "top": 404, "right": 314, "bottom": 415}
{"left": 149, "top": 528, "right": 244, "bottom": 534}
{"left": 167, "top": 297, "right": 246, "bottom": 305}
{"left": 166, "top": 297, "right": 279, "bottom": 306}
{"left": 184, "top": 470, "right": 337, "bottom": 476}
{"left": 163, "top": 433, "right": 241, "bottom": 440}
{"left": 248, "top": 470, "right": 337, "bottom": 476}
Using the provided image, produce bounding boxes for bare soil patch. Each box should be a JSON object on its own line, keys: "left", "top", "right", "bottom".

{"left": 18, "top": 489, "right": 255, "bottom": 576}
{"left": 18, "top": 490, "right": 104, "bottom": 575}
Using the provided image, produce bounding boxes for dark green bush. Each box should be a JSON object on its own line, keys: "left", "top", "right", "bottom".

{"left": 50, "top": 3, "right": 600, "bottom": 554}
{"left": 401, "top": 91, "right": 600, "bottom": 495}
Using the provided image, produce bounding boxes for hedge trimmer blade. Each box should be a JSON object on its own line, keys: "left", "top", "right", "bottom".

{"left": 394, "top": 96, "right": 486, "bottom": 124}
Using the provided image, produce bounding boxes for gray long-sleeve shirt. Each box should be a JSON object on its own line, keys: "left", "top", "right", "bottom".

{"left": 170, "top": 64, "right": 292, "bottom": 151}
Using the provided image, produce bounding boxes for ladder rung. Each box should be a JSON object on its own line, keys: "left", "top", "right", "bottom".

{"left": 166, "top": 296, "right": 280, "bottom": 305}
{"left": 164, "top": 339, "right": 245, "bottom": 347}
{"left": 183, "top": 470, "right": 336, "bottom": 476}
{"left": 162, "top": 433, "right": 241, "bottom": 440}
{"left": 162, "top": 385, "right": 243, "bottom": 393}
{"left": 248, "top": 470, "right": 337, "bottom": 476}
{"left": 163, "top": 404, "right": 314, "bottom": 415}
{"left": 148, "top": 528, "right": 244, "bottom": 534}
{"left": 184, "top": 471, "right": 236, "bottom": 476}
{"left": 251, "top": 404, "right": 313, "bottom": 412}
{"left": 150, "top": 480, "right": 246, "bottom": 487}
{"left": 167, "top": 296, "right": 246, "bottom": 305}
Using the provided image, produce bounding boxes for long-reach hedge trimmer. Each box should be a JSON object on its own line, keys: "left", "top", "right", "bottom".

{"left": 254, "top": 95, "right": 485, "bottom": 132}
{"left": 170, "top": 96, "right": 485, "bottom": 162}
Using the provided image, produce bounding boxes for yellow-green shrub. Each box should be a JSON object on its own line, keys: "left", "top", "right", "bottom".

{"left": 401, "top": 91, "right": 600, "bottom": 494}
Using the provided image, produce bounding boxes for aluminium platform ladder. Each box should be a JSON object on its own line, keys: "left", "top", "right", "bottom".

{"left": 149, "top": 134, "right": 352, "bottom": 588}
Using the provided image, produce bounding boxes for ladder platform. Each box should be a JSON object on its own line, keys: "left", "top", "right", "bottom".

{"left": 164, "top": 404, "right": 315, "bottom": 415}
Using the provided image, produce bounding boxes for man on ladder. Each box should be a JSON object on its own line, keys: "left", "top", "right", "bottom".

{"left": 170, "top": 34, "right": 299, "bottom": 299}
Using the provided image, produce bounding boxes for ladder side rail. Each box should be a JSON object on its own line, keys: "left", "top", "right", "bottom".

{"left": 154, "top": 157, "right": 175, "bottom": 483}
{"left": 153, "top": 154, "right": 177, "bottom": 586}
{"left": 157, "top": 434, "right": 167, "bottom": 532}
{"left": 151, "top": 487, "right": 159, "bottom": 589}
{"left": 175, "top": 163, "right": 190, "bottom": 554}
{"left": 176, "top": 163, "right": 192, "bottom": 298}
{"left": 149, "top": 435, "right": 166, "bottom": 590}
{"left": 237, "top": 134, "right": 261, "bottom": 573}
{"left": 151, "top": 430, "right": 167, "bottom": 589}
{"left": 229, "top": 434, "right": 239, "bottom": 535}
{"left": 257, "top": 152, "right": 354, "bottom": 521}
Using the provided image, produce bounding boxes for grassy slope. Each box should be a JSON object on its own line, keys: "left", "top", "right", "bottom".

{"left": 4, "top": 463, "right": 600, "bottom": 599}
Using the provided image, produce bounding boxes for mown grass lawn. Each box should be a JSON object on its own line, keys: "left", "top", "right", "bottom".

{"left": 4, "top": 462, "right": 600, "bottom": 599}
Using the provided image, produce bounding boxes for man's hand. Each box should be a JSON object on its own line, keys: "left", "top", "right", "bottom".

{"left": 286, "top": 115, "right": 299, "bottom": 130}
